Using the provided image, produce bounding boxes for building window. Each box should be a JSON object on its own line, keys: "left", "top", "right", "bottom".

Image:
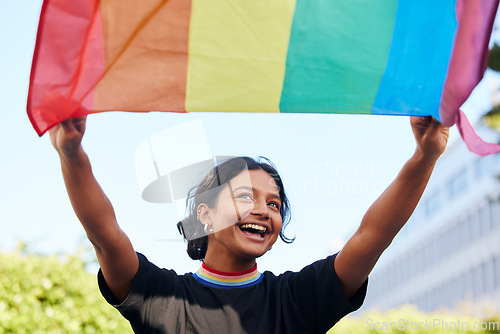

{"left": 459, "top": 273, "right": 467, "bottom": 300}
{"left": 474, "top": 153, "right": 499, "bottom": 180}
{"left": 474, "top": 157, "right": 483, "bottom": 179}
{"left": 425, "top": 190, "right": 441, "bottom": 217}
{"left": 492, "top": 199, "right": 500, "bottom": 231}
{"left": 446, "top": 232, "right": 453, "bottom": 261}
{"left": 478, "top": 203, "right": 491, "bottom": 236}
{"left": 451, "top": 224, "right": 460, "bottom": 252}
{"left": 448, "top": 168, "right": 469, "bottom": 200}
{"left": 432, "top": 236, "right": 441, "bottom": 264}
{"left": 451, "top": 277, "right": 460, "bottom": 305}
{"left": 473, "top": 265, "right": 483, "bottom": 298}
{"left": 458, "top": 218, "right": 469, "bottom": 245}
{"left": 425, "top": 242, "right": 433, "bottom": 267}
{"left": 468, "top": 211, "right": 480, "bottom": 242}
{"left": 474, "top": 155, "right": 489, "bottom": 179}
{"left": 466, "top": 270, "right": 474, "bottom": 299}
{"left": 409, "top": 252, "right": 417, "bottom": 278}
{"left": 484, "top": 260, "right": 494, "bottom": 292}
{"left": 494, "top": 256, "right": 500, "bottom": 290}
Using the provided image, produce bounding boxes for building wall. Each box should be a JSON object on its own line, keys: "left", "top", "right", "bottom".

{"left": 363, "top": 126, "right": 500, "bottom": 312}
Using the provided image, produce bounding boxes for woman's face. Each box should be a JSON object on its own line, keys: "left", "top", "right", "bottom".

{"left": 202, "top": 168, "right": 283, "bottom": 263}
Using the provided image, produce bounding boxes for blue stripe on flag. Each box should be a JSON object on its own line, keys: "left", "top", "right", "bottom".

{"left": 372, "top": 0, "right": 457, "bottom": 120}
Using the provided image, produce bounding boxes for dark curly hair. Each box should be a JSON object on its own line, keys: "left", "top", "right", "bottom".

{"left": 177, "top": 156, "right": 293, "bottom": 260}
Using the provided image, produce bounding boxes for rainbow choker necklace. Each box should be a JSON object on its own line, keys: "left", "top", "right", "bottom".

{"left": 193, "top": 262, "right": 263, "bottom": 289}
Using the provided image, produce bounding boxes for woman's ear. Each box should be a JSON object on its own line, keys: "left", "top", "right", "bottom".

{"left": 197, "top": 203, "right": 210, "bottom": 225}
{"left": 197, "top": 203, "right": 214, "bottom": 236}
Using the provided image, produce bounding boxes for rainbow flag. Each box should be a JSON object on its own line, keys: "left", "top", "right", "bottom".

{"left": 28, "top": 0, "right": 500, "bottom": 155}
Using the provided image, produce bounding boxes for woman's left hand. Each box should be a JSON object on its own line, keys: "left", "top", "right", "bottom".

{"left": 410, "top": 116, "right": 449, "bottom": 162}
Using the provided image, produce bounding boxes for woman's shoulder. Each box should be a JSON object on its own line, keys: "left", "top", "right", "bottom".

{"left": 135, "top": 252, "right": 196, "bottom": 281}
{"left": 261, "top": 254, "right": 337, "bottom": 281}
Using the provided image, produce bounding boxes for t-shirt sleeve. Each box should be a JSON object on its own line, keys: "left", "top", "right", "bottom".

{"left": 97, "top": 252, "right": 178, "bottom": 333}
{"left": 281, "top": 253, "right": 367, "bottom": 333}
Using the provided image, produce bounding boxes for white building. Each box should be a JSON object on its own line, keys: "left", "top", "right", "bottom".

{"left": 363, "top": 124, "right": 500, "bottom": 312}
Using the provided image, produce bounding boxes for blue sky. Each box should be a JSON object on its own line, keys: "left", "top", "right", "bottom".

{"left": 0, "top": 0, "right": 497, "bottom": 276}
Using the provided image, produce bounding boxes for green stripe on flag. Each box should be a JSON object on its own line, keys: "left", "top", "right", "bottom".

{"left": 280, "top": 0, "right": 398, "bottom": 114}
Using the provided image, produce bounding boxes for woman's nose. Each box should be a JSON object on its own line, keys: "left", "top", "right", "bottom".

{"left": 251, "top": 199, "right": 269, "bottom": 218}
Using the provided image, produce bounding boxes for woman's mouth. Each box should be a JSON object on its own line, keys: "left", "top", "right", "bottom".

{"left": 238, "top": 223, "right": 267, "bottom": 238}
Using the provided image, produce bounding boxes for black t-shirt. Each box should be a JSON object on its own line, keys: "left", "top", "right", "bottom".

{"left": 98, "top": 253, "right": 367, "bottom": 334}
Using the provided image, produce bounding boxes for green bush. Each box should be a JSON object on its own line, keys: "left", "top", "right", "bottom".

{"left": 330, "top": 304, "right": 500, "bottom": 333}
{"left": 0, "top": 249, "right": 132, "bottom": 333}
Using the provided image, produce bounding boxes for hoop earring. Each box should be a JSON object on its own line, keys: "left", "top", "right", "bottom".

{"left": 204, "top": 224, "right": 213, "bottom": 235}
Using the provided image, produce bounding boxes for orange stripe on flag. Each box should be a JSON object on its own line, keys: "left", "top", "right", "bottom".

{"left": 93, "top": 0, "right": 191, "bottom": 113}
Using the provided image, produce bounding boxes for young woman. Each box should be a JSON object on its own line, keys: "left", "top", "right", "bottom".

{"left": 50, "top": 115, "right": 448, "bottom": 333}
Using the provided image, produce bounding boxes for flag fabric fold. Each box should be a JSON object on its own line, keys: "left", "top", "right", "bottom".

{"left": 27, "top": 0, "right": 500, "bottom": 155}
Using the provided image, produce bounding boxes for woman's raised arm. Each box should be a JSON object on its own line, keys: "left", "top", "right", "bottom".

{"left": 334, "top": 116, "right": 449, "bottom": 298}
{"left": 50, "top": 117, "right": 139, "bottom": 303}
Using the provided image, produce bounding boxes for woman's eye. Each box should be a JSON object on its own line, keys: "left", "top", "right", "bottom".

{"left": 268, "top": 202, "right": 280, "bottom": 210}
{"left": 237, "top": 193, "right": 254, "bottom": 201}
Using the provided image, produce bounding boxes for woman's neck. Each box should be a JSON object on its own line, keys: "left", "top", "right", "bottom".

{"left": 203, "top": 251, "right": 256, "bottom": 273}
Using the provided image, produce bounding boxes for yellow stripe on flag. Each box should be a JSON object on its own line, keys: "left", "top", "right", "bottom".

{"left": 186, "top": 0, "right": 296, "bottom": 112}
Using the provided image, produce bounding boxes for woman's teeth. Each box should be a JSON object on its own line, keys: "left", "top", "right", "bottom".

{"left": 239, "top": 223, "right": 267, "bottom": 234}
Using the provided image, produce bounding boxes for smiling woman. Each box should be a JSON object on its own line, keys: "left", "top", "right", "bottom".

{"left": 99, "top": 156, "right": 367, "bottom": 333}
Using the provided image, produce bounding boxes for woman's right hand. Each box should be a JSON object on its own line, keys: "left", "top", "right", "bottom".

{"left": 49, "top": 116, "right": 87, "bottom": 157}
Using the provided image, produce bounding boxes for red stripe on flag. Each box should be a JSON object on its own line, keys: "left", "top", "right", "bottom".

{"left": 27, "top": 0, "right": 103, "bottom": 136}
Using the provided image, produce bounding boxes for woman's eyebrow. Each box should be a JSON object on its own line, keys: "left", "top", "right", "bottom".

{"left": 269, "top": 193, "right": 282, "bottom": 202}
{"left": 233, "top": 186, "right": 252, "bottom": 192}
